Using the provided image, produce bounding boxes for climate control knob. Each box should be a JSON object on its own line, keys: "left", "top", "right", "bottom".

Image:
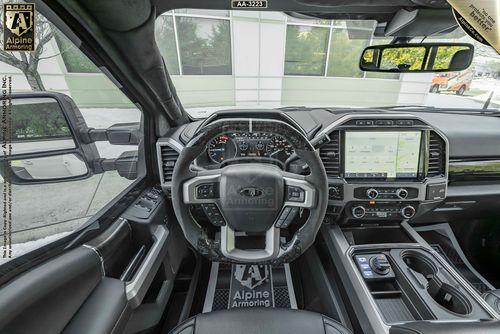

{"left": 352, "top": 206, "right": 366, "bottom": 219}
{"left": 396, "top": 188, "right": 409, "bottom": 199}
{"left": 366, "top": 188, "right": 379, "bottom": 199}
{"left": 401, "top": 205, "right": 416, "bottom": 219}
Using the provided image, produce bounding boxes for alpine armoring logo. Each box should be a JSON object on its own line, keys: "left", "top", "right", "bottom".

{"left": 3, "top": 3, "right": 35, "bottom": 51}
{"left": 234, "top": 264, "right": 269, "bottom": 289}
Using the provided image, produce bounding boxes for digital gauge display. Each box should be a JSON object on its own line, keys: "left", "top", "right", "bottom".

{"left": 206, "top": 133, "right": 294, "bottom": 164}
{"left": 207, "top": 135, "right": 237, "bottom": 163}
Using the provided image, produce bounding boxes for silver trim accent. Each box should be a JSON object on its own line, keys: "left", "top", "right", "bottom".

{"left": 366, "top": 188, "right": 378, "bottom": 199}
{"left": 404, "top": 222, "right": 500, "bottom": 319}
{"left": 203, "top": 261, "right": 219, "bottom": 313}
{"left": 182, "top": 173, "right": 221, "bottom": 204}
{"left": 284, "top": 263, "right": 298, "bottom": 309}
{"left": 126, "top": 225, "right": 169, "bottom": 307}
{"left": 396, "top": 188, "right": 408, "bottom": 199}
{"left": 82, "top": 244, "right": 105, "bottom": 276}
{"left": 351, "top": 205, "right": 366, "bottom": 219}
{"left": 156, "top": 138, "right": 184, "bottom": 188}
{"left": 283, "top": 176, "right": 316, "bottom": 208}
{"left": 313, "top": 113, "right": 428, "bottom": 142}
{"left": 401, "top": 205, "right": 416, "bottom": 219}
{"left": 221, "top": 225, "right": 281, "bottom": 262}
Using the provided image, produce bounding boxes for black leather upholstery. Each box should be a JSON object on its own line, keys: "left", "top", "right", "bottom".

{"left": 169, "top": 308, "right": 352, "bottom": 334}
{"left": 390, "top": 320, "right": 500, "bottom": 334}
{"left": 483, "top": 289, "right": 500, "bottom": 313}
{"left": 63, "top": 277, "right": 129, "bottom": 334}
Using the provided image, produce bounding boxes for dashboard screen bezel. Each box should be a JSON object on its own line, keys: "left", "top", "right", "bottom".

{"left": 340, "top": 129, "right": 426, "bottom": 182}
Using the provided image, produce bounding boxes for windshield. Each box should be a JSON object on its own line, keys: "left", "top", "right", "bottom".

{"left": 154, "top": 10, "right": 500, "bottom": 118}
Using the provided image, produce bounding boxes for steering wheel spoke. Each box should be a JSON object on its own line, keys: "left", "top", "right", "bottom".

{"left": 182, "top": 170, "right": 221, "bottom": 204}
{"left": 283, "top": 172, "right": 317, "bottom": 209}
{"left": 221, "top": 225, "right": 281, "bottom": 262}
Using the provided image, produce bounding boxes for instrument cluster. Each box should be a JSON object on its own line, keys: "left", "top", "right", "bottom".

{"left": 206, "top": 132, "right": 294, "bottom": 164}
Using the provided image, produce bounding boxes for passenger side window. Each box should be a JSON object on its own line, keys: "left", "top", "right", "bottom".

{"left": 0, "top": 8, "right": 142, "bottom": 265}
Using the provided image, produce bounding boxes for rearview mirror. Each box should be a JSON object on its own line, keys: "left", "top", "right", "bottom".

{"left": 360, "top": 43, "right": 474, "bottom": 73}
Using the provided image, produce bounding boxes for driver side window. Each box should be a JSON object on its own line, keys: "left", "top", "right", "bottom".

{"left": 0, "top": 8, "right": 142, "bottom": 265}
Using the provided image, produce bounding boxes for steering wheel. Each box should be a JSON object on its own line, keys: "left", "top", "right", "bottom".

{"left": 171, "top": 119, "right": 328, "bottom": 264}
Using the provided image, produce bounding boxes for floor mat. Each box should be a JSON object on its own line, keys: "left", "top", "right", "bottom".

{"left": 203, "top": 262, "right": 297, "bottom": 312}
{"left": 415, "top": 223, "right": 495, "bottom": 294}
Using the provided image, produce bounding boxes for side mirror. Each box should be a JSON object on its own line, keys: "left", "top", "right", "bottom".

{"left": 360, "top": 43, "right": 474, "bottom": 73}
{"left": 0, "top": 92, "right": 138, "bottom": 184}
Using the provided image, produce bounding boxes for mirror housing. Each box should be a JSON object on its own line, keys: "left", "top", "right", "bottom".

{"left": 0, "top": 92, "right": 138, "bottom": 184}
{"left": 82, "top": 123, "right": 141, "bottom": 145}
{"left": 360, "top": 43, "right": 474, "bottom": 73}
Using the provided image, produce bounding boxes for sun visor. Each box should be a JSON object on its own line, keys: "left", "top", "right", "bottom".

{"left": 383, "top": 8, "right": 459, "bottom": 37}
{"left": 78, "top": 0, "right": 151, "bottom": 32}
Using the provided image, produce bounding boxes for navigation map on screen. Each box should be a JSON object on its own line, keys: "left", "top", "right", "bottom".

{"left": 344, "top": 131, "right": 422, "bottom": 178}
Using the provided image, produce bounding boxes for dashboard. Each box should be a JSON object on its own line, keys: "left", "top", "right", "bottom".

{"left": 157, "top": 108, "right": 500, "bottom": 226}
{"left": 204, "top": 132, "right": 294, "bottom": 165}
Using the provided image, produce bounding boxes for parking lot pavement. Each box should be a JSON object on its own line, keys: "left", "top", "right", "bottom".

{"left": 0, "top": 171, "right": 132, "bottom": 244}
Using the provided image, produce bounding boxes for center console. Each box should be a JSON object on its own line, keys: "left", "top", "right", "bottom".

{"left": 315, "top": 116, "right": 498, "bottom": 332}
{"left": 314, "top": 114, "right": 448, "bottom": 224}
{"left": 322, "top": 223, "right": 499, "bottom": 334}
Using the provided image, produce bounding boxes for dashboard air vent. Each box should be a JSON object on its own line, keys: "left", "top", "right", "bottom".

{"left": 320, "top": 131, "right": 341, "bottom": 177}
{"left": 160, "top": 145, "right": 179, "bottom": 183}
{"left": 428, "top": 132, "right": 446, "bottom": 177}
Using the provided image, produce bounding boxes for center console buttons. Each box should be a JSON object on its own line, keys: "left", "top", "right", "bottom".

{"left": 396, "top": 188, "right": 409, "bottom": 199}
{"left": 401, "top": 205, "right": 416, "bottom": 219}
{"left": 366, "top": 188, "right": 379, "bottom": 199}
{"left": 352, "top": 206, "right": 366, "bottom": 219}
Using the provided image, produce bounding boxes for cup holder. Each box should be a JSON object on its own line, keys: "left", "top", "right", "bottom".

{"left": 402, "top": 251, "right": 437, "bottom": 282}
{"left": 427, "top": 280, "right": 471, "bottom": 315}
{"left": 401, "top": 250, "right": 472, "bottom": 316}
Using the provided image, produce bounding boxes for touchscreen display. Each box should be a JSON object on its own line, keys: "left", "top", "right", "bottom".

{"left": 344, "top": 131, "right": 422, "bottom": 178}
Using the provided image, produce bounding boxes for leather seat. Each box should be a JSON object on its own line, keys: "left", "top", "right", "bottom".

{"left": 169, "top": 308, "right": 352, "bottom": 334}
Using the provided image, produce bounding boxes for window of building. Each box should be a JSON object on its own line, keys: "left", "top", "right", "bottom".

{"left": 176, "top": 16, "right": 232, "bottom": 75}
{"left": 327, "top": 28, "right": 370, "bottom": 78}
{"left": 155, "top": 15, "right": 180, "bottom": 75}
{"left": 285, "top": 19, "right": 400, "bottom": 79}
{"left": 284, "top": 25, "right": 329, "bottom": 76}
{"left": 155, "top": 12, "right": 232, "bottom": 76}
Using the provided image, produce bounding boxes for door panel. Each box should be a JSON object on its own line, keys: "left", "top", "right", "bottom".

{"left": 0, "top": 246, "right": 103, "bottom": 333}
{"left": 0, "top": 186, "right": 188, "bottom": 334}
{"left": 63, "top": 277, "right": 129, "bottom": 334}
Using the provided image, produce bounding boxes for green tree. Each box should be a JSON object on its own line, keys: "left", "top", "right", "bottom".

{"left": 327, "top": 28, "right": 370, "bottom": 78}
{"left": 155, "top": 16, "right": 180, "bottom": 75}
{"left": 176, "top": 17, "right": 231, "bottom": 75}
{"left": 54, "top": 33, "right": 99, "bottom": 73}
{"left": 285, "top": 25, "right": 329, "bottom": 76}
{"left": 0, "top": 9, "right": 55, "bottom": 90}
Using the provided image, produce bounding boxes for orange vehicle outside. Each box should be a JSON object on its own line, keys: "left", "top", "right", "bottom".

{"left": 430, "top": 69, "right": 474, "bottom": 95}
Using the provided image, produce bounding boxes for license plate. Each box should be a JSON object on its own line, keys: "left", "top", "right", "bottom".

{"left": 231, "top": 1, "right": 268, "bottom": 8}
